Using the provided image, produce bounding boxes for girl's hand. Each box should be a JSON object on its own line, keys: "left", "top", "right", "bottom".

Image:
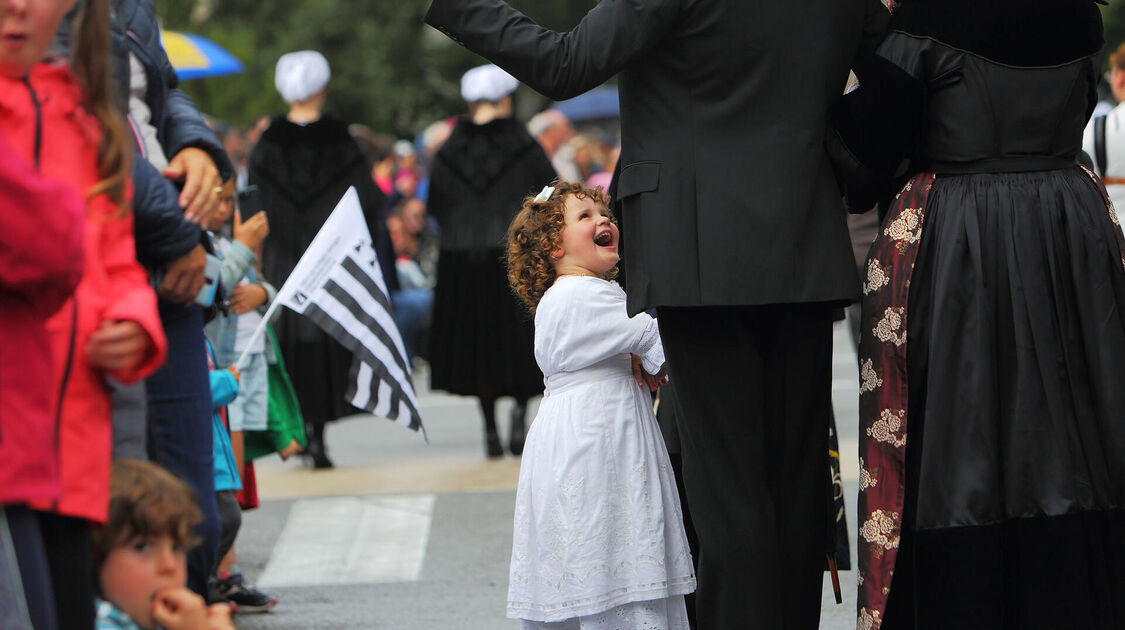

{"left": 630, "top": 354, "right": 667, "bottom": 391}
{"left": 206, "top": 602, "right": 236, "bottom": 630}
{"left": 151, "top": 587, "right": 208, "bottom": 630}
{"left": 233, "top": 209, "right": 270, "bottom": 252}
{"left": 229, "top": 284, "right": 268, "bottom": 314}
{"left": 226, "top": 365, "right": 241, "bottom": 382}
{"left": 87, "top": 321, "right": 150, "bottom": 371}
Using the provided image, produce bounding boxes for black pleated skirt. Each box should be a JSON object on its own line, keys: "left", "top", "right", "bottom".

{"left": 429, "top": 248, "right": 542, "bottom": 398}
{"left": 273, "top": 308, "right": 357, "bottom": 426}
{"left": 885, "top": 168, "right": 1125, "bottom": 628}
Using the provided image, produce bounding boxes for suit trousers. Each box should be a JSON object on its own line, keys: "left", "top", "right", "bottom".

{"left": 657, "top": 304, "right": 833, "bottom": 630}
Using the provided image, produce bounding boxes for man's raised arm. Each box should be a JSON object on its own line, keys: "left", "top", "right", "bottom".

{"left": 425, "top": 0, "right": 678, "bottom": 101}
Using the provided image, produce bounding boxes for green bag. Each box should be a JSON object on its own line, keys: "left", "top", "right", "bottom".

{"left": 244, "top": 327, "right": 307, "bottom": 461}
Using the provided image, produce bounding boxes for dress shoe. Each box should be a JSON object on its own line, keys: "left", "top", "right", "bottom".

{"left": 303, "top": 438, "right": 334, "bottom": 469}
{"left": 485, "top": 429, "right": 503, "bottom": 458}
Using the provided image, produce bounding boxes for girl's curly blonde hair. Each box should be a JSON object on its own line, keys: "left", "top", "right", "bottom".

{"left": 507, "top": 180, "right": 616, "bottom": 313}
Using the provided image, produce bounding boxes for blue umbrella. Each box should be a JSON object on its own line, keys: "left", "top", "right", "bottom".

{"left": 160, "top": 30, "right": 243, "bottom": 80}
{"left": 553, "top": 86, "right": 620, "bottom": 123}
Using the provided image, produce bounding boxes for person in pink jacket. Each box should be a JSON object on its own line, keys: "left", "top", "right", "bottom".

{"left": 0, "top": 132, "right": 85, "bottom": 630}
{"left": 1, "top": 0, "right": 167, "bottom": 626}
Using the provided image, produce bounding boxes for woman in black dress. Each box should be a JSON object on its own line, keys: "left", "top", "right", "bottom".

{"left": 249, "top": 51, "right": 395, "bottom": 468}
{"left": 427, "top": 65, "right": 556, "bottom": 457}
{"left": 832, "top": 1, "right": 1125, "bottom": 627}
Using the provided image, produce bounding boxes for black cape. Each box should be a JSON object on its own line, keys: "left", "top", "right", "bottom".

{"left": 249, "top": 115, "right": 394, "bottom": 424}
{"left": 427, "top": 116, "right": 556, "bottom": 396}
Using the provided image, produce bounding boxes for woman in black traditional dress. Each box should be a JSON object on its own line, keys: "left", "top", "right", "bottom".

{"left": 831, "top": 1, "right": 1125, "bottom": 627}
{"left": 427, "top": 65, "right": 556, "bottom": 457}
{"left": 249, "top": 51, "right": 395, "bottom": 468}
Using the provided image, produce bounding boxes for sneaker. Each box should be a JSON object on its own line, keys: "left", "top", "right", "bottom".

{"left": 213, "top": 573, "right": 277, "bottom": 613}
{"left": 207, "top": 581, "right": 239, "bottom": 613}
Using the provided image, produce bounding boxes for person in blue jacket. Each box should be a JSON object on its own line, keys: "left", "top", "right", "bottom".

{"left": 205, "top": 342, "right": 242, "bottom": 601}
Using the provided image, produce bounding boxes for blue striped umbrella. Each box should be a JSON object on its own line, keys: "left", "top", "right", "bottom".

{"left": 160, "top": 30, "right": 243, "bottom": 80}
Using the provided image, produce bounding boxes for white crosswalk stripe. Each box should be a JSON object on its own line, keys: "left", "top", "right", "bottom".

{"left": 257, "top": 494, "right": 436, "bottom": 587}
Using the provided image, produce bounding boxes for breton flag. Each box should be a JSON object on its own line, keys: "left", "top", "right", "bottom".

{"left": 245, "top": 187, "right": 424, "bottom": 436}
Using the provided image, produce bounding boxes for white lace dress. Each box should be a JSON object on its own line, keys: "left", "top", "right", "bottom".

{"left": 508, "top": 277, "right": 696, "bottom": 629}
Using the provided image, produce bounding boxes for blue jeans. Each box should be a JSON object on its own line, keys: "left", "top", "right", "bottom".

{"left": 391, "top": 288, "right": 433, "bottom": 362}
{"left": 146, "top": 304, "right": 218, "bottom": 597}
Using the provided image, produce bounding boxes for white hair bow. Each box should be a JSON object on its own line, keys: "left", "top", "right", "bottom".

{"left": 534, "top": 186, "right": 555, "bottom": 202}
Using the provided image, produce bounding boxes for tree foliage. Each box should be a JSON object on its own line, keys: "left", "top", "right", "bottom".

{"left": 154, "top": 0, "right": 597, "bottom": 136}
{"left": 1104, "top": 2, "right": 1125, "bottom": 65}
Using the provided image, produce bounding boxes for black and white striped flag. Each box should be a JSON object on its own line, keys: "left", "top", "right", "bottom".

{"left": 270, "top": 187, "right": 424, "bottom": 436}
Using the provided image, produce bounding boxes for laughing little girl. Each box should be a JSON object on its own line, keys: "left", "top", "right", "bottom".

{"left": 505, "top": 181, "right": 695, "bottom": 629}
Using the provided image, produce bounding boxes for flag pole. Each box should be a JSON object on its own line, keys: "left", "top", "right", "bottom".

{"left": 234, "top": 299, "right": 285, "bottom": 370}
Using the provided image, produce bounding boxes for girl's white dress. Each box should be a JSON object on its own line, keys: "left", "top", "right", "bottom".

{"left": 508, "top": 276, "right": 696, "bottom": 629}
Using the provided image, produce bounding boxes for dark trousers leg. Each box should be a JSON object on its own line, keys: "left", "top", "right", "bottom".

{"left": 146, "top": 304, "right": 219, "bottom": 597}
{"left": 214, "top": 490, "right": 242, "bottom": 571}
{"left": 109, "top": 379, "right": 148, "bottom": 460}
{"left": 1, "top": 507, "right": 57, "bottom": 630}
{"left": 37, "top": 512, "right": 94, "bottom": 630}
{"left": 657, "top": 304, "right": 833, "bottom": 630}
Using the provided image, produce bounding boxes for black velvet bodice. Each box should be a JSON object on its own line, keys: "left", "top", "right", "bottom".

{"left": 880, "top": 32, "right": 1097, "bottom": 172}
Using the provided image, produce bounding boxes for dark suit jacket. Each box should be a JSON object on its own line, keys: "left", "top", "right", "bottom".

{"left": 426, "top": 0, "right": 887, "bottom": 314}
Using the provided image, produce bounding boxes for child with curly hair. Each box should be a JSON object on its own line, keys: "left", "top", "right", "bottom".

{"left": 504, "top": 181, "right": 695, "bottom": 629}
{"left": 92, "top": 460, "right": 234, "bottom": 630}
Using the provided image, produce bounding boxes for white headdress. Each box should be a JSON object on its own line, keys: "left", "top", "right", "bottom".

{"left": 275, "top": 50, "right": 331, "bottom": 104}
{"left": 460, "top": 64, "right": 519, "bottom": 103}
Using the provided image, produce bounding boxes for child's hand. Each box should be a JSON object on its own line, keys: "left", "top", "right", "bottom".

{"left": 226, "top": 365, "right": 241, "bottom": 382}
{"left": 206, "top": 602, "right": 235, "bottom": 630}
{"left": 87, "top": 320, "right": 150, "bottom": 371}
{"left": 630, "top": 354, "right": 669, "bottom": 391}
{"left": 279, "top": 438, "right": 302, "bottom": 461}
{"left": 229, "top": 284, "right": 268, "bottom": 314}
{"left": 151, "top": 587, "right": 208, "bottom": 630}
{"left": 233, "top": 208, "right": 270, "bottom": 252}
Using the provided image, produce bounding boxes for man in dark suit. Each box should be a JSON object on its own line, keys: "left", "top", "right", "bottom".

{"left": 425, "top": 1, "right": 888, "bottom": 627}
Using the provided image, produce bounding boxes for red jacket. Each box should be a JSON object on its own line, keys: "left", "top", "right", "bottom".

{"left": 0, "top": 133, "right": 85, "bottom": 508}
{"left": 0, "top": 61, "right": 167, "bottom": 523}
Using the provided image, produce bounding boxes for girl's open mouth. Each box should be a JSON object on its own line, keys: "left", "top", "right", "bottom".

{"left": 594, "top": 230, "right": 613, "bottom": 247}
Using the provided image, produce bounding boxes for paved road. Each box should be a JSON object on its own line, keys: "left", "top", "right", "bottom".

{"left": 233, "top": 321, "right": 862, "bottom": 629}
